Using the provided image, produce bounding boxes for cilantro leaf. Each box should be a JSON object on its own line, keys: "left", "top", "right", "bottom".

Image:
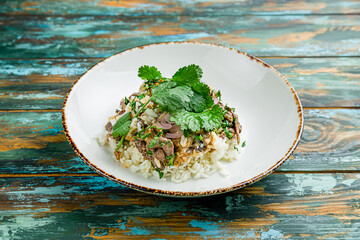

{"left": 198, "top": 105, "right": 225, "bottom": 131}
{"left": 138, "top": 65, "right": 162, "bottom": 81}
{"left": 172, "top": 64, "right": 203, "bottom": 86}
{"left": 112, "top": 112, "right": 130, "bottom": 137}
{"left": 152, "top": 81, "right": 194, "bottom": 112}
{"left": 170, "top": 105, "right": 224, "bottom": 132}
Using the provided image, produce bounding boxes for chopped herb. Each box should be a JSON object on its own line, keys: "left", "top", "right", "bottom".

{"left": 166, "top": 140, "right": 172, "bottom": 146}
{"left": 115, "top": 136, "right": 125, "bottom": 150}
{"left": 149, "top": 135, "right": 160, "bottom": 148}
{"left": 136, "top": 128, "right": 144, "bottom": 137}
{"left": 159, "top": 141, "right": 163, "bottom": 147}
{"left": 147, "top": 150, "right": 153, "bottom": 156}
{"left": 167, "top": 154, "right": 175, "bottom": 166}
{"left": 184, "top": 129, "right": 189, "bottom": 138}
{"left": 242, "top": 141, "right": 246, "bottom": 148}
{"left": 140, "top": 133, "right": 151, "bottom": 139}
{"left": 138, "top": 94, "right": 145, "bottom": 100}
{"left": 224, "top": 128, "right": 233, "bottom": 139}
{"left": 124, "top": 97, "right": 130, "bottom": 105}
{"left": 234, "top": 146, "right": 239, "bottom": 151}
{"left": 133, "top": 136, "right": 140, "bottom": 141}
{"left": 222, "top": 120, "right": 231, "bottom": 127}
{"left": 216, "top": 90, "right": 222, "bottom": 100}
{"left": 155, "top": 168, "right": 164, "bottom": 179}
{"left": 194, "top": 135, "right": 203, "bottom": 141}
{"left": 150, "top": 162, "right": 164, "bottom": 179}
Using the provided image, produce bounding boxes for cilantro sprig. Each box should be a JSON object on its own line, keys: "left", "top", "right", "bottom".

{"left": 138, "top": 64, "right": 225, "bottom": 133}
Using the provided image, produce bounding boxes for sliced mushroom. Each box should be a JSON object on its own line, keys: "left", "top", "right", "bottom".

{"left": 233, "top": 113, "right": 242, "bottom": 144}
{"left": 148, "top": 137, "right": 174, "bottom": 157}
{"left": 120, "top": 98, "right": 126, "bottom": 110}
{"left": 105, "top": 122, "right": 113, "bottom": 132}
{"left": 153, "top": 149, "right": 166, "bottom": 170}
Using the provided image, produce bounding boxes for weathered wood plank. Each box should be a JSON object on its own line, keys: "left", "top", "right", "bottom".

{"left": 0, "top": 109, "right": 359, "bottom": 174}
{"left": 1, "top": 15, "right": 360, "bottom": 58}
{"left": 1, "top": 57, "right": 359, "bottom": 109}
{"left": 1, "top": 0, "right": 359, "bottom": 16}
{"left": 0, "top": 174, "right": 359, "bottom": 239}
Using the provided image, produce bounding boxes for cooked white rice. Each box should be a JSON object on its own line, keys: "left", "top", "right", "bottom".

{"left": 97, "top": 129, "right": 241, "bottom": 183}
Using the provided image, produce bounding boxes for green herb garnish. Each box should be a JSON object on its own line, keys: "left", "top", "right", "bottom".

{"left": 155, "top": 168, "right": 164, "bottom": 179}
{"left": 124, "top": 97, "right": 130, "bottom": 105}
{"left": 138, "top": 94, "right": 145, "bottom": 100}
{"left": 216, "top": 90, "right": 222, "bottom": 101}
{"left": 148, "top": 135, "right": 160, "bottom": 148}
{"left": 194, "top": 135, "right": 203, "bottom": 141}
{"left": 167, "top": 154, "right": 175, "bottom": 166}
{"left": 234, "top": 146, "right": 239, "bottom": 151}
{"left": 147, "top": 150, "right": 153, "bottom": 156}
{"left": 112, "top": 112, "right": 131, "bottom": 138}
{"left": 137, "top": 65, "right": 224, "bottom": 133}
{"left": 224, "top": 128, "right": 233, "bottom": 139}
{"left": 140, "top": 133, "right": 151, "bottom": 139}
{"left": 242, "top": 141, "right": 246, "bottom": 148}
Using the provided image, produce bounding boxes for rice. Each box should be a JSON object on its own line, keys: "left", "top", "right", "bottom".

{"left": 97, "top": 127, "right": 241, "bottom": 183}
{"left": 96, "top": 65, "right": 244, "bottom": 183}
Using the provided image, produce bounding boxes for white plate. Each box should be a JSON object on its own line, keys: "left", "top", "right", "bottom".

{"left": 62, "top": 42, "right": 303, "bottom": 197}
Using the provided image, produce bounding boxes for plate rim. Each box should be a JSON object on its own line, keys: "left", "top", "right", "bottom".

{"left": 62, "top": 41, "right": 304, "bottom": 197}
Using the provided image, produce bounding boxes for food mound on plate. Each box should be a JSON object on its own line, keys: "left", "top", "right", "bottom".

{"left": 97, "top": 64, "right": 244, "bottom": 182}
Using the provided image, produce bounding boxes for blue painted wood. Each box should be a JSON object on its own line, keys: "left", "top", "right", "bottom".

{"left": 0, "top": 174, "right": 359, "bottom": 239}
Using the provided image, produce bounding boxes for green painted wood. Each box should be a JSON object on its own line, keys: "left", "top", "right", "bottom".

{"left": 0, "top": 109, "right": 359, "bottom": 174}
{"left": 1, "top": 58, "right": 359, "bottom": 109}
{"left": 0, "top": 174, "right": 359, "bottom": 239}
{"left": 1, "top": 15, "right": 360, "bottom": 58}
{"left": 1, "top": 0, "right": 359, "bottom": 16}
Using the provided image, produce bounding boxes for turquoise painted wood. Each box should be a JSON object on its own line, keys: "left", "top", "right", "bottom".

{"left": 1, "top": 57, "right": 359, "bottom": 109}
{"left": 0, "top": 174, "right": 359, "bottom": 239}
{"left": 0, "top": 109, "right": 359, "bottom": 174}
{"left": 2, "top": 0, "right": 360, "bottom": 16}
{"left": 1, "top": 15, "right": 360, "bottom": 58}
{"left": 1, "top": 0, "right": 359, "bottom": 239}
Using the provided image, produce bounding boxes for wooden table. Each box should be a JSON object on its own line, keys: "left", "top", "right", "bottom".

{"left": 1, "top": 1, "right": 359, "bottom": 239}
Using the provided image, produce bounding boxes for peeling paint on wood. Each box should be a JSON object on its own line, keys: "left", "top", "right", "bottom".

{"left": 0, "top": 58, "right": 359, "bottom": 109}
{"left": 0, "top": 109, "right": 359, "bottom": 173}
{"left": 0, "top": 174, "right": 359, "bottom": 239}
{"left": 1, "top": 0, "right": 360, "bottom": 16}
{"left": 1, "top": 15, "right": 360, "bottom": 58}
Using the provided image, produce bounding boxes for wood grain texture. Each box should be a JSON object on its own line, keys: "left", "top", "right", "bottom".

{"left": 0, "top": 174, "right": 359, "bottom": 239}
{"left": 1, "top": 57, "right": 359, "bottom": 109}
{"left": 1, "top": 15, "right": 360, "bottom": 58}
{"left": 0, "top": 109, "right": 359, "bottom": 174}
{"left": 1, "top": 0, "right": 360, "bottom": 16}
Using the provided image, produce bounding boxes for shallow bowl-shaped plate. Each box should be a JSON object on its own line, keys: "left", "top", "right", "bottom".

{"left": 63, "top": 42, "right": 303, "bottom": 197}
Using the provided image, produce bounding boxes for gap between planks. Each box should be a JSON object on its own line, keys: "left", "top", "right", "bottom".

{"left": 1, "top": 170, "right": 360, "bottom": 178}
{"left": 1, "top": 107, "right": 359, "bottom": 113}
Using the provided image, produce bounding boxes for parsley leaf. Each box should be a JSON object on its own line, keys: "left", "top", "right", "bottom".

{"left": 242, "top": 141, "right": 246, "bottom": 147}
{"left": 172, "top": 64, "right": 203, "bottom": 86}
{"left": 138, "top": 65, "right": 162, "bottom": 81}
